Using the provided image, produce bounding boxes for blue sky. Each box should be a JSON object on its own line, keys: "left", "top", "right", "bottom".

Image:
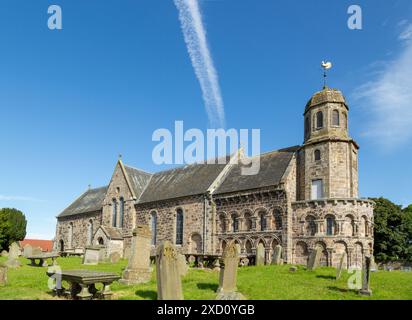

{"left": 1, "top": 0, "right": 412, "bottom": 239}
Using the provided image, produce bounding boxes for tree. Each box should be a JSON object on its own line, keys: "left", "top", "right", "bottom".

{"left": 371, "top": 198, "right": 412, "bottom": 262}
{"left": 0, "top": 208, "right": 27, "bottom": 251}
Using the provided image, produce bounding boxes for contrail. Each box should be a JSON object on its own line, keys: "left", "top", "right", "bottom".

{"left": 174, "top": 0, "right": 226, "bottom": 128}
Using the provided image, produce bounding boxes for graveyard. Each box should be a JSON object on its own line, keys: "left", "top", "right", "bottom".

{"left": 0, "top": 254, "right": 411, "bottom": 300}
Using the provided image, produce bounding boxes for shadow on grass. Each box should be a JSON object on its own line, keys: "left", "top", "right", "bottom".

{"left": 135, "top": 290, "right": 157, "bottom": 300}
{"left": 196, "top": 283, "right": 218, "bottom": 291}
{"left": 327, "top": 286, "right": 358, "bottom": 294}
{"left": 316, "top": 275, "right": 336, "bottom": 280}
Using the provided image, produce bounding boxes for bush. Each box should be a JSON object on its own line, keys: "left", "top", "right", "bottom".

{"left": 0, "top": 208, "right": 27, "bottom": 251}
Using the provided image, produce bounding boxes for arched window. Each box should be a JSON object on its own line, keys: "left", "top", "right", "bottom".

{"left": 119, "top": 197, "right": 124, "bottom": 228}
{"left": 316, "top": 111, "right": 323, "bottom": 129}
{"left": 332, "top": 110, "right": 340, "bottom": 126}
{"left": 244, "top": 212, "right": 252, "bottom": 231}
{"left": 305, "top": 117, "right": 310, "bottom": 137}
{"left": 87, "top": 220, "right": 93, "bottom": 245}
{"left": 68, "top": 222, "right": 73, "bottom": 248}
{"left": 151, "top": 211, "right": 157, "bottom": 245}
{"left": 219, "top": 214, "right": 226, "bottom": 233}
{"left": 176, "top": 209, "right": 184, "bottom": 245}
{"left": 273, "top": 210, "right": 282, "bottom": 230}
{"left": 314, "top": 149, "right": 321, "bottom": 161}
{"left": 343, "top": 112, "right": 348, "bottom": 129}
{"left": 326, "top": 216, "right": 335, "bottom": 236}
{"left": 305, "top": 216, "right": 316, "bottom": 236}
{"left": 231, "top": 214, "right": 238, "bottom": 232}
{"left": 260, "top": 213, "right": 267, "bottom": 231}
{"left": 112, "top": 199, "right": 117, "bottom": 227}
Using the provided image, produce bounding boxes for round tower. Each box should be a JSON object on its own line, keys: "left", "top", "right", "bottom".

{"left": 298, "top": 87, "right": 359, "bottom": 200}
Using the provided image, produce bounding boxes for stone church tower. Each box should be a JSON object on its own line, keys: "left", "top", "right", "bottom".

{"left": 292, "top": 87, "right": 374, "bottom": 267}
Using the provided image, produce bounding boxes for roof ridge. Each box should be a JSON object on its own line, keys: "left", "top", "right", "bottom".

{"left": 123, "top": 164, "right": 152, "bottom": 175}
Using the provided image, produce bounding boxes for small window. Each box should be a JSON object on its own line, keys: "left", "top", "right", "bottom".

{"left": 316, "top": 111, "right": 323, "bottom": 129}
{"left": 119, "top": 197, "right": 124, "bottom": 228}
{"left": 232, "top": 214, "right": 238, "bottom": 232}
{"left": 112, "top": 199, "right": 117, "bottom": 228}
{"left": 326, "top": 216, "right": 335, "bottom": 236}
{"left": 314, "top": 149, "right": 321, "bottom": 161}
{"left": 260, "top": 213, "right": 267, "bottom": 231}
{"left": 311, "top": 179, "right": 323, "bottom": 200}
{"left": 151, "top": 212, "right": 157, "bottom": 245}
{"left": 305, "top": 117, "right": 310, "bottom": 137}
{"left": 332, "top": 110, "right": 340, "bottom": 126}
{"left": 176, "top": 209, "right": 184, "bottom": 245}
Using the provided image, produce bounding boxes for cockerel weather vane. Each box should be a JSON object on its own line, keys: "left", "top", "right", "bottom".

{"left": 321, "top": 60, "right": 332, "bottom": 89}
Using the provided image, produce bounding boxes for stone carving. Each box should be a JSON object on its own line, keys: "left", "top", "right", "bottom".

{"left": 5, "top": 242, "right": 21, "bottom": 268}
{"left": 256, "top": 243, "right": 265, "bottom": 266}
{"left": 216, "top": 242, "right": 245, "bottom": 300}
{"left": 120, "top": 225, "right": 152, "bottom": 285}
{"left": 156, "top": 241, "right": 183, "bottom": 300}
{"left": 336, "top": 252, "right": 347, "bottom": 280}
{"left": 307, "top": 247, "right": 322, "bottom": 271}
{"left": 0, "top": 265, "right": 7, "bottom": 286}
{"left": 359, "top": 255, "right": 372, "bottom": 296}
{"left": 271, "top": 245, "right": 283, "bottom": 265}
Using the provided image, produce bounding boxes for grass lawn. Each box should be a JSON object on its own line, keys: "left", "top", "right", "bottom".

{"left": 0, "top": 256, "right": 411, "bottom": 300}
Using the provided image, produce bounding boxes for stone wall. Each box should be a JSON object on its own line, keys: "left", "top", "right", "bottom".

{"left": 291, "top": 198, "right": 374, "bottom": 267}
{"left": 135, "top": 195, "right": 207, "bottom": 256}
{"left": 214, "top": 188, "right": 288, "bottom": 263}
{"left": 56, "top": 211, "right": 102, "bottom": 250}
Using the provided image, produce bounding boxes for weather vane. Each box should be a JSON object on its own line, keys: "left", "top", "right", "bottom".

{"left": 321, "top": 60, "right": 332, "bottom": 89}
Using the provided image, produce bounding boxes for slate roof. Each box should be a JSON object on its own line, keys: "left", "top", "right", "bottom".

{"left": 57, "top": 186, "right": 108, "bottom": 218}
{"left": 137, "top": 161, "right": 229, "bottom": 204}
{"left": 214, "top": 146, "right": 299, "bottom": 195}
{"left": 123, "top": 165, "right": 152, "bottom": 199}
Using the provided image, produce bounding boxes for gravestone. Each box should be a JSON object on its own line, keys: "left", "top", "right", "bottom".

{"left": 289, "top": 266, "right": 298, "bottom": 272}
{"left": 156, "top": 241, "right": 183, "bottom": 300}
{"left": 82, "top": 247, "right": 100, "bottom": 265}
{"left": 213, "top": 259, "right": 221, "bottom": 271}
{"left": 188, "top": 255, "right": 196, "bottom": 265}
{"left": 336, "top": 252, "right": 347, "bottom": 280}
{"left": 359, "top": 255, "right": 372, "bottom": 296}
{"left": 23, "top": 245, "right": 33, "bottom": 257}
{"left": 120, "top": 225, "right": 152, "bottom": 285}
{"left": 239, "top": 257, "right": 249, "bottom": 267}
{"left": 271, "top": 245, "right": 282, "bottom": 265}
{"left": 0, "top": 265, "right": 7, "bottom": 286}
{"left": 307, "top": 247, "right": 322, "bottom": 271}
{"left": 5, "top": 242, "right": 21, "bottom": 268}
{"left": 110, "top": 252, "right": 121, "bottom": 264}
{"left": 1, "top": 250, "right": 8, "bottom": 258}
{"left": 370, "top": 256, "right": 377, "bottom": 272}
{"left": 216, "top": 242, "right": 245, "bottom": 300}
{"left": 255, "top": 243, "right": 265, "bottom": 266}
{"left": 178, "top": 254, "right": 188, "bottom": 276}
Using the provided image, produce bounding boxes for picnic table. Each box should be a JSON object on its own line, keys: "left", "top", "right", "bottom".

{"left": 27, "top": 252, "right": 60, "bottom": 267}
{"left": 46, "top": 270, "right": 120, "bottom": 300}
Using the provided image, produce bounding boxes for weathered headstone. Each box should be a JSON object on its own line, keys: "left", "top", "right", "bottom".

{"left": 82, "top": 247, "right": 100, "bottom": 265}
{"left": 120, "top": 225, "right": 152, "bottom": 285}
{"left": 109, "top": 252, "right": 121, "bottom": 264}
{"left": 359, "top": 255, "right": 372, "bottom": 296}
{"left": 336, "top": 252, "right": 347, "bottom": 280}
{"left": 370, "top": 256, "right": 377, "bottom": 272}
{"left": 5, "top": 242, "right": 21, "bottom": 268}
{"left": 307, "top": 247, "right": 322, "bottom": 271}
{"left": 156, "top": 241, "right": 183, "bottom": 300}
{"left": 271, "top": 245, "right": 283, "bottom": 265}
{"left": 216, "top": 242, "right": 245, "bottom": 300}
{"left": 213, "top": 259, "right": 221, "bottom": 271}
{"left": 23, "top": 244, "right": 33, "bottom": 257}
{"left": 255, "top": 243, "right": 265, "bottom": 266}
{"left": 188, "top": 255, "right": 196, "bottom": 265}
{"left": 178, "top": 254, "right": 189, "bottom": 276}
{"left": 0, "top": 265, "right": 7, "bottom": 286}
{"left": 1, "top": 250, "right": 8, "bottom": 258}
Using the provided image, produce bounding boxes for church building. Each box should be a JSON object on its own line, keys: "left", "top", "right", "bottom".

{"left": 55, "top": 86, "right": 374, "bottom": 267}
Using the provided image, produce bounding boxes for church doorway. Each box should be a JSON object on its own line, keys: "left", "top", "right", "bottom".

{"left": 59, "top": 240, "right": 64, "bottom": 252}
